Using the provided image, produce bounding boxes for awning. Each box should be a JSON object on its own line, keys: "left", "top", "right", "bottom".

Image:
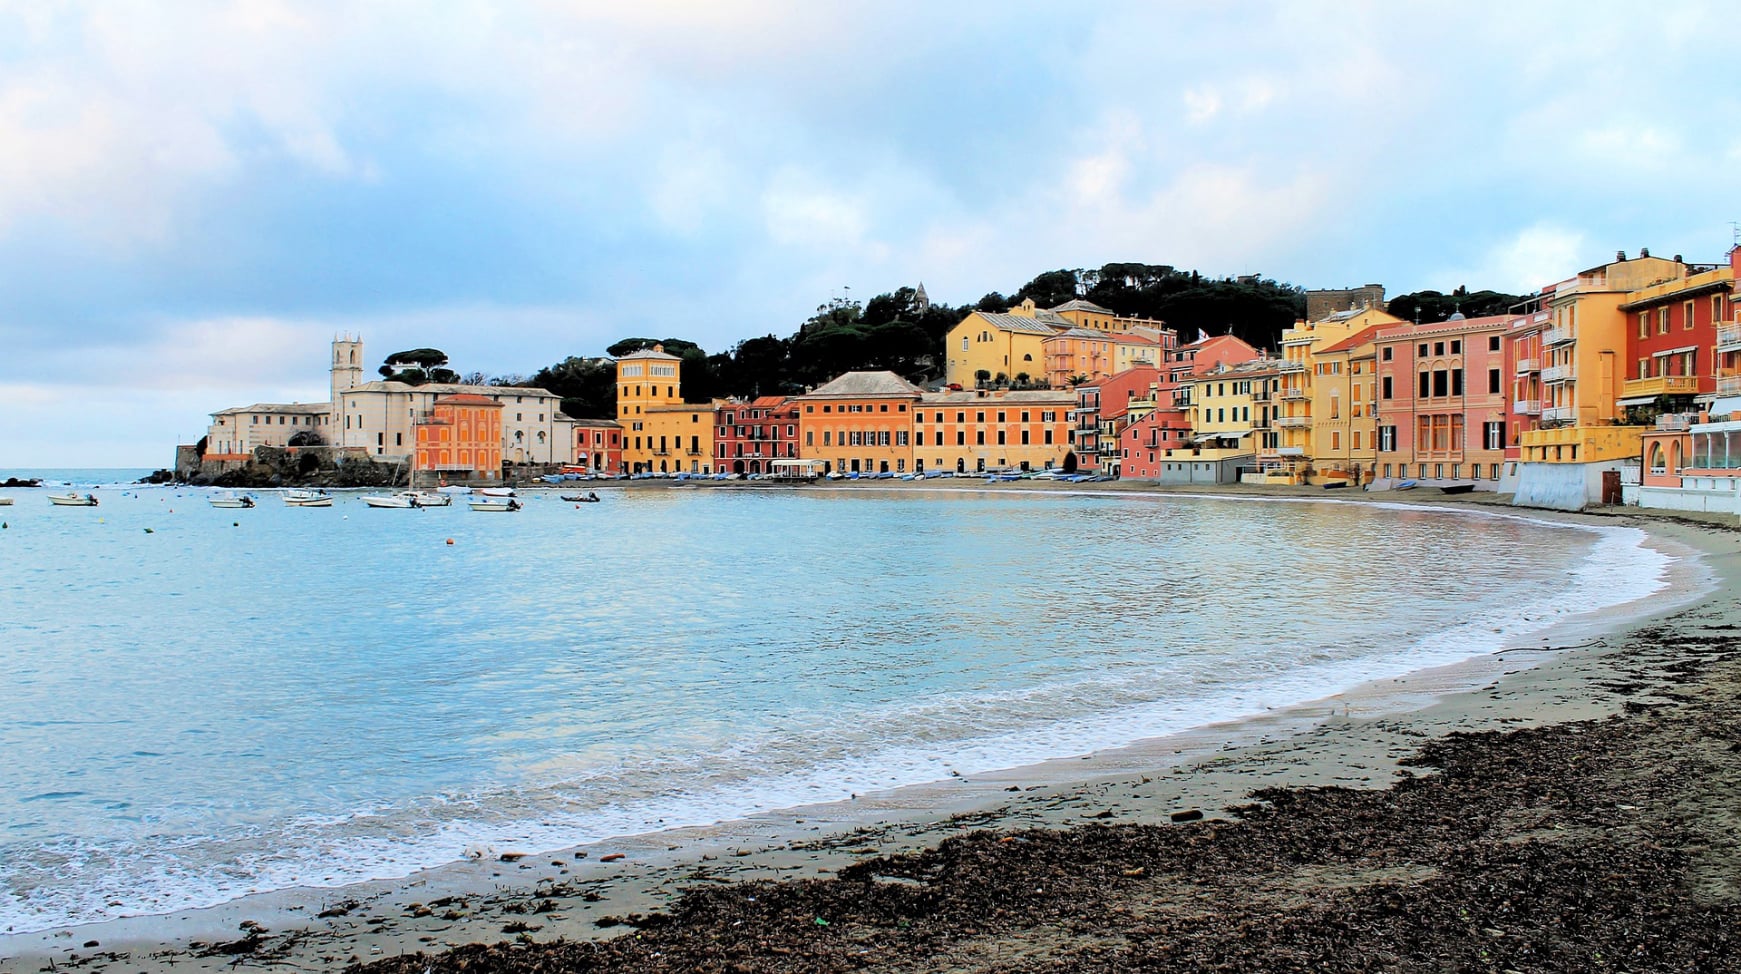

{"left": 1616, "top": 396, "right": 1658, "bottom": 407}
{"left": 1194, "top": 429, "right": 1253, "bottom": 441}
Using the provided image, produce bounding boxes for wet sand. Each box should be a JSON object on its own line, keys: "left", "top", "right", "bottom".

{"left": 3, "top": 491, "right": 1735, "bottom": 973}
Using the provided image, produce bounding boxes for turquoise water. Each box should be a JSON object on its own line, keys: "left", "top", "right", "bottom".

{"left": 0, "top": 485, "right": 1668, "bottom": 933}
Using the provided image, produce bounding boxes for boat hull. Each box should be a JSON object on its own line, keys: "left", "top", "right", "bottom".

{"left": 468, "top": 500, "right": 520, "bottom": 512}
{"left": 362, "top": 496, "right": 417, "bottom": 509}
{"left": 49, "top": 494, "right": 98, "bottom": 507}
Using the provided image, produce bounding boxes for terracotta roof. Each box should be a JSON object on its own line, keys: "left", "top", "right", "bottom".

{"left": 919, "top": 390, "right": 1077, "bottom": 405}
{"left": 1373, "top": 314, "right": 1512, "bottom": 341}
{"left": 1316, "top": 324, "right": 1388, "bottom": 355}
{"left": 798, "top": 371, "right": 926, "bottom": 398}
{"left": 432, "top": 394, "right": 502, "bottom": 406}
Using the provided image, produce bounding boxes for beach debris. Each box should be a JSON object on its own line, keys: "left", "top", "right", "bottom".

{"left": 600, "top": 853, "right": 626, "bottom": 862}
{"left": 317, "top": 900, "right": 359, "bottom": 918}
{"left": 1170, "top": 808, "right": 1205, "bottom": 823}
{"left": 498, "top": 852, "right": 526, "bottom": 862}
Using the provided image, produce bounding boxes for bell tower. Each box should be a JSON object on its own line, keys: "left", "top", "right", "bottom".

{"left": 330, "top": 334, "right": 364, "bottom": 428}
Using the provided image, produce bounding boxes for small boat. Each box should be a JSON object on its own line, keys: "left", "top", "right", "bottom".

{"left": 209, "top": 493, "right": 256, "bottom": 509}
{"left": 1322, "top": 480, "right": 1349, "bottom": 490}
{"left": 436, "top": 485, "right": 472, "bottom": 496}
{"left": 479, "top": 487, "right": 516, "bottom": 498}
{"left": 362, "top": 494, "right": 420, "bottom": 509}
{"left": 284, "top": 489, "right": 333, "bottom": 508}
{"left": 1439, "top": 483, "right": 1476, "bottom": 495}
{"left": 468, "top": 498, "right": 522, "bottom": 512}
{"left": 1393, "top": 480, "right": 1418, "bottom": 491}
{"left": 49, "top": 492, "right": 99, "bottom": 506}
{"left": 561, "top": 492, "right": 602, "bottom": 503}
{"left": 405, "top": 490, "right": 452, "bottom": 507}
{"left": 0, "top": 497, "right": 13, "bottom": 506}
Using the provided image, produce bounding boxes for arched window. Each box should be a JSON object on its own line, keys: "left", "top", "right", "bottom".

{"left": 514, "top": 430, "right": 525, "bottom": 442}
{"left": 1648, "top": 442, "right": 1666, "bottom": 475}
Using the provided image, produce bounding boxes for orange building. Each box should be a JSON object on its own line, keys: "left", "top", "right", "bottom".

{"left": 414, "top": 394, "right": 503, "bottom": 482}
{"left": 794, "top": 371, "right": 923, "bottom": 475}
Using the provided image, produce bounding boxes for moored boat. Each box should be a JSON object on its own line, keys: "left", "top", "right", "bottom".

{"left": 478, "top": 487, "right": 516, "bottom": 498}
{"left": 283, "top": 489, "right": 333, "bottom": 508}
{"left": 406, "top": 490, "right": 452, "bottom": 507}
{"left": 468, "top": 498, "right": 522, "bottom": 512}
{"left": 362, "top": 494, "right": 419, "bottom": 509}
{"left": 0, "top": 497, "right": 13, "bottom": 506}
{"left": 49, "top": 492, "right": 99, "bottom": 507}
{"left": 209, "top": 493, "right": 256, "bottom": 509}
{"left": 561, "top": 492, "right": 602, "bottom": 503}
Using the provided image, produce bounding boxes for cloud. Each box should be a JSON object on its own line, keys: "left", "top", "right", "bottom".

{"left": 1429, "top": 224, "right": 1589, "bottom": 296}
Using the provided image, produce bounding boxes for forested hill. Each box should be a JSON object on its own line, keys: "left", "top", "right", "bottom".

{"left": 517, "top": 265, "right": 1512, "bottom": 421}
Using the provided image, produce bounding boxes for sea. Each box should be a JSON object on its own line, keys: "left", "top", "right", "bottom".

{"left": 0, "top": 469, "right": 1674, "bottom": 935}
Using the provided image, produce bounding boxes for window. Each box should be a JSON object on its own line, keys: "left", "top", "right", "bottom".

{"left": 1331, "top": 431, "right": 1340, "bottom": 450}
{"left": 1639, "top": 313, "right": 1650, "bottom": 340}
{"left": 1484, "top": 421, "right": 1502, "bottom": 450}
{"left": 1418, "top": 343, "right": 1428, "bottom": 356}
{"left": 1379, "top": 426, "right": 1395, "bottom": 452}
{"left": 1434, "top": 341, "right": 1445, "bottom": 356}
{"left": 1489, "top": 335, "right": 1501, "bottom": 352}
{"left": 1450, "top": 340, "right": 1461, "bottom": 354}
{"left": 1419, "top": 372, "right": 1430, "bottom": 397}
{"left": 1382, "top": 376, "right": 1393, "bottom": 399}
{"left": 1685, "top": 300, "right": 1696, "bottom": 330}
{"left": 1432, "top": 371, "right": 1448, "bottom": 397}
{"left": 1488, "top": 368, "right": 1500, "bottom": 394}
{"left": 1659, "top": 307, "right": 1670, "bottom": 335}
{"left": 1382, "top": 347, "right": 1393, "bottom": 361}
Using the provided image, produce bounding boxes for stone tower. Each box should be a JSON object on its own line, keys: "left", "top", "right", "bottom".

{"left": 330, "top": 335, "right": 364, "bottom": 419}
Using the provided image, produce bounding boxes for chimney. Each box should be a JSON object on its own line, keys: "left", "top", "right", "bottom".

{"left": 1616, "top": 250, "right": 1627, "bottom": 261}
{"left": 1640, "top": 247, "right": 1650, "bottom": 258}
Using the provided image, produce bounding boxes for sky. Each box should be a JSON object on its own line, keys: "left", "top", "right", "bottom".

{"left": 1, "top": 1, "right": 1736, "bottom": 467}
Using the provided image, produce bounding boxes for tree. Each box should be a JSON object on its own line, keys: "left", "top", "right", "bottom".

{"left": 380, "top": 348, "right": 459, "bottom": 386}
{"left": 528, "top": 356, "right": 615, "bottom": 419}
{"left": 975, "top": 368, "right": 991, "bottom": 388}
{"left": 1387, "top": 288, "right": 1524, "bottom": 323}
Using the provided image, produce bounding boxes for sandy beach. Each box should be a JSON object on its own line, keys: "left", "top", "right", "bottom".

{"left": 3, "top": 488, "right": 1737, "bottom": 973}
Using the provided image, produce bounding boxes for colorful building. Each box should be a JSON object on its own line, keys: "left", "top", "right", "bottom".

{"left": 414, "top": 394, "right": 503, "bottom": 482}
{"left": 1041, "top": 328, "right": 1164, "bottom": 388}
{"left": 1273, "top": 305, "right": 1406, "bottom": 483}
{"left": 204, "top": 402, "right": 334, "bottom": 461}
{"left": 913, "top": 390, "right": 1076, "bottom": 474}
{"left": 572, "top": 418, "right": 623, "bottom": 477}
{"left": 1514, "top": 253, "right": 1688, "bottom": 509}
{"left": 944, "top": 301, "right": 1069, "bottom": 388}
{"left": 1308, "top": 325, "right": 1386, "bottom": 483}
{"left": 715, "top": 396, "right": 801, "bottom": 476}
{"left": 1072, "top": 366, "right": 1166, "bottom": 476}
{"left": 1372, "top": 314, "right": 1511, "bottom": 488}
{"left": 795, "top": 371, "right": 923, "bottom": 475}
{"left": 1617, "top": 260, "right": 1734, "bottom": 416}
{"left": 616, "top": 346, "right": 714, "bottom": 475}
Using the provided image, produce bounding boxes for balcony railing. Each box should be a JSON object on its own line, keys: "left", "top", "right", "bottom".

{"left": 1718, "top": 323, "right": 1741, "bottom": 351}
{"left": 1543, "top": 327, "right": 1575, "bottom": 346}
{"left": 1514, "top": 357, "right": 1539, "bottom": 374}
{"left": 1541, "top": 406, "right": 1576, "bottom": 423}
{"left": 1657, "top": 414, "right": 1693, "bottom": 432}
{"left": 1276, "top": 360, "right": 1306, "bottom": 372}
{"left": 1718, "top": 374, "right": 1741, "bottom": 396}
{"left": 1512, "top": 399, "right": 1541, "bottom": 415}
{"left": 1541, "top": 364, "right": 1571, "bottom": 382}
{"left": 1279, "top": 388, "right": 1309, "bottom": 401}
{"left": 1621, "top": 375, "right": 1701, "bottom": 399}
{"left": 1273, "top": 415, "right": 1311, "bottom": 428}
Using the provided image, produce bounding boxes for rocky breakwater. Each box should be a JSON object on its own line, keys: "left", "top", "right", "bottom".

{"left": 184, "top": 446, "right": 403, "bottom": 489}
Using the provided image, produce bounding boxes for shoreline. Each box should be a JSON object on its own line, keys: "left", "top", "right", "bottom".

{"left": 2, "top": 493, "right": 1727, "bottom": 972}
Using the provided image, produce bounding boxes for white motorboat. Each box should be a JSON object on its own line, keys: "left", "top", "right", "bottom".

{"left": 362, "top": 494, "right": 419, "bottom": 509}
{"left": 478, "top": 487, "right": 516, "bottom": 498}
{"left": 405, "top": 490, "right": 452, "bottom": 507}
{"left": 209, "top": 493, "right": 256, "bottom": 509}
{"left": 436, "top": 484, "right": 472, "bottom": 495}
{"left": 283, "top": 489, "right": 333, "bottom": 508}
{"left": 0, "top": 497, "right": 13, "bottom": 506}
{"left": 468, "top": 498, "right": 521, "bottom": 512}
{"left": 49, "top": 492, "right": 99, "bottom": 507}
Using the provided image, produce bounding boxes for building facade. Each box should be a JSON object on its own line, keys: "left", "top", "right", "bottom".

{"left": 572, "top": 419, "right": 623, "bottom": 477}
{"left": 413, "top": 394, "right": 503, "bottom": 482}
{"left": 795, "top": 371, "right": 924, "bottom": 475}
{"left": 914, "top": 390, "right": 1076, "bottom": 473}
{"left": 1374, "top": 315, "right": 1511, "bottom": 487}
{"left": 715, "top": 396, "right": 801, "bottom": 475}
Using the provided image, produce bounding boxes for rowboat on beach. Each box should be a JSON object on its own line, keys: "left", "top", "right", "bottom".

{"left": 1439, "top": 483, "right": 1476, "bottom": 495}
{"left": 283, "top": 489, "right": 333, "bottom": 507}
{"left": 49, "top": 492, "right": 99, "bottom": 506}
{"left": 468, "top": 498, "right": 522, "bottom": 512}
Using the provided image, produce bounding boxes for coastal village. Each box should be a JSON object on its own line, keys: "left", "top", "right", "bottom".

{"left": 184, "top": 244, "right": 1741, "bottom": 513}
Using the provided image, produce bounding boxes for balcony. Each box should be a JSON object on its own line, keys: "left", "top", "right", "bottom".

{"left": 1543, "top": 327, "right": 1575, "bottom": 346}
{"left": 1622, "top": 375, "right": 1701, "bottom": 399}
{"left": 1276, "top": 360, "right": 1306, "bottom": 372}
{"left": 1541, "top": 364, "right": 1571, "bottom": 383}
{"left": 1514, "top": 357, "right": 1539, "bottom": 374}
{"left": 1718, "top": 323, "right": 1741, "bottom": 351}
{"left": 1541, "top": 406, "right": 1577, "bottom": 423}
{"left": 1718, "top": 375, "right": 1741, "bottom": 396}
{"left": 1273, "top": 415, "right": 1311, "bottom": 429}
{"left": 1512, "top": 399, "right": 1541, "bottom": 415}
{"left": 1279, "top": 388, "right": 1309, "bottom": 401}
{"left": 1657, "top": 414, "right": 1694, "bottom": 432}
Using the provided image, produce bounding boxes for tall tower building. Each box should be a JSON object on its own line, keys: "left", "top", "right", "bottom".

{"left": 330, "top": 335, "right": 365, "bottom": 428}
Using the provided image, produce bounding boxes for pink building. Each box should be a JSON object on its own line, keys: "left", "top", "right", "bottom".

{"left": 1373, "top": 314, "right": 1512, "bottom": 487}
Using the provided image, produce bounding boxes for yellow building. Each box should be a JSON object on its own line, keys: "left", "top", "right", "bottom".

{"left": 1274, "top": 305, "right": 1404, "bottom": 480}
{"left": 944, "top": 302, "right": 1068, "bottom": 388}
{"left": 617, "top": 345, "right": 715, "bottom": 474}
{"left": 1538, "top": 253, "right": 1687, "bottom": 431}
{"left": 914, "top": 390, "right": 1076, "bottom": 474}
{"left": 1049, "top": 299, "right": 1171, "bottom": 338}
{"left": 1187, "top": 364, "right": 1263, "bottom": 444}
{"left": 1042, "top": 329, "right": 1164, "bottom": 388}
{"left": 1309, "top": 324, "right": 1384, "bottom": 482}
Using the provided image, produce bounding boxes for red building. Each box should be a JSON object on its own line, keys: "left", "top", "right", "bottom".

{"left": 1373, "top": 314, "right": 1511, "bottom": 486}
{"left": 572, "top": 418, "right": 623, "bottom": 476}
{"left": 1618, "top": 259, "right": 1735, "bottom": 416}
{"left": 715, "top": 396, "right": 801, "bottom": 475}
{"left": 1118, "top": 403, "right": 1193, "bottom": 479}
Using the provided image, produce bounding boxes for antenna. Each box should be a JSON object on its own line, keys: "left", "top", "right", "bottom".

{"left": 1731, "top": 221, "right": 1740, "bottom": 247}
